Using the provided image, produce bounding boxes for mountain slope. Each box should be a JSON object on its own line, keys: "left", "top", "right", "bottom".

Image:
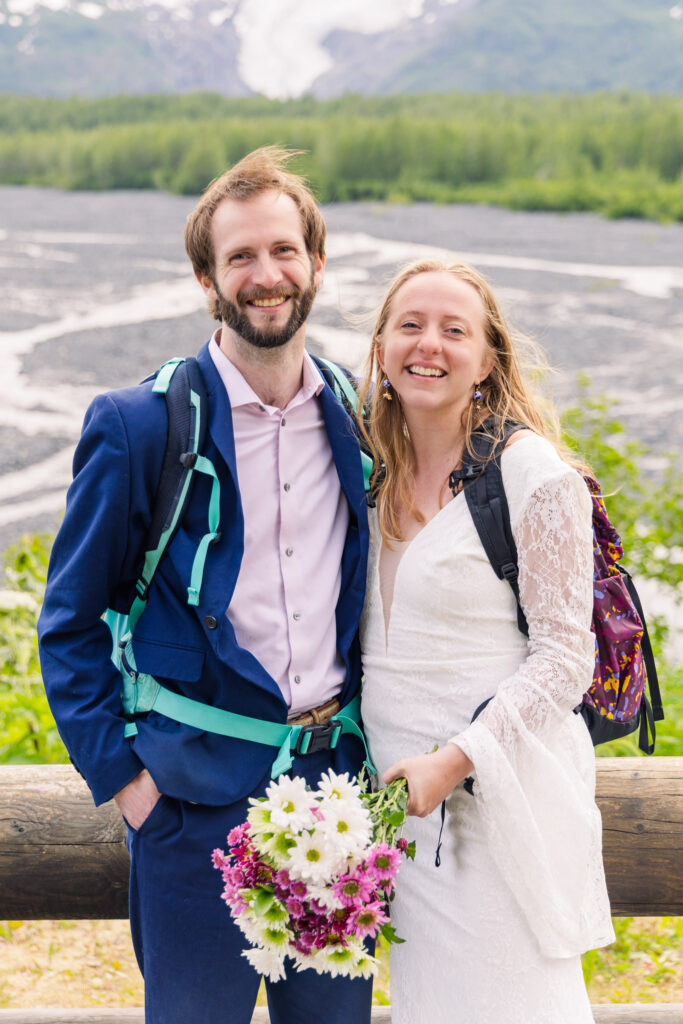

{"left": 0, "top": 0, "right": 680, "bottom": 97}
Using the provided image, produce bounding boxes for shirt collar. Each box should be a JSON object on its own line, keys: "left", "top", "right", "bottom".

{"left": 209, "top": 329, "right": 325, "bottom": 413}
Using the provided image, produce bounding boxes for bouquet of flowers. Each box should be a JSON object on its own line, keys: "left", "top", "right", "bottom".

{"left": 212, "top": 769, "right": 414, "bottom": 982}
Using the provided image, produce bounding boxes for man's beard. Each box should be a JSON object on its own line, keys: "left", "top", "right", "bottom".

{"left": 211, "top": 274, "right": 317, "bottom": 350}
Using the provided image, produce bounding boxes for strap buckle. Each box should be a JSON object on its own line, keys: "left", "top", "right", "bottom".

{"left": 119, "top": 644, "right": 138, "bottom": 680}
{"left": 500, "top": 561, "right": 519, "bottom": 582}
{"left": 295, "top": 719, "right": 342, "bottom": 756}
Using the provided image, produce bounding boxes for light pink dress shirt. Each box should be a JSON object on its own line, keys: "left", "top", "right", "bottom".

{"left": 209, "top": 333, "right": 349, "bottom": 714}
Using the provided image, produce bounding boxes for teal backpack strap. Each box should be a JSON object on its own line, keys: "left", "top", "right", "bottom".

{"left": 316, "top": 355, "right": 360, "bottom": 413}
{"left": 106, "top": 356, "right": 216, "bottom": 735}
{"left": 119, "top": 677, "right": 377, "bottom": 778}
{"left": 314, "top": 356, "right": 373, "bottom": 494}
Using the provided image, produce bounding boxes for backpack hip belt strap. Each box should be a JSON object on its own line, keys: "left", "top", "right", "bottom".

{"left": 121, "top": 658, "right": 375, "bottom": 780}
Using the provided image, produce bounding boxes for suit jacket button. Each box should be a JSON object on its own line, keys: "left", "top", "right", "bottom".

{"left": 204, "top": 615, "right": 218, "bottom": 630}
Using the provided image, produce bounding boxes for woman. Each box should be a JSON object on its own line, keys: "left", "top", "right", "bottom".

{"left": 358, "top": 259, "right": 614, "bottom": 1023}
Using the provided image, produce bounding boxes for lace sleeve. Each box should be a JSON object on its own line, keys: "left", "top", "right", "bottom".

{"left": 456, "top": 467, "right": 594, "bottom": 753}
{"left": 450, "top": 467, "right": 614, "bottom": 957}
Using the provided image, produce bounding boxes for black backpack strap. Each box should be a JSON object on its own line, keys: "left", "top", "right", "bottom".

{"left": 619, "top": 566, "right": 664, "bottom": 723}
{"left": 452, "top": 422, "right": 529, "bottom": 637}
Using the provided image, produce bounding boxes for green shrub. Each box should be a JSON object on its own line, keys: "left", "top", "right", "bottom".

{"left": 0, "top": 535, "right": 67, "bottom": 764}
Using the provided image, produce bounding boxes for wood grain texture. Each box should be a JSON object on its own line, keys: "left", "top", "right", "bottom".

{"left": 596, "top": 757, "right": 683, "bottom": 916}
{"left": 1, "top": 758, "right": 682, "bottom": 919}
{"left": 0, "top": 766, "right": 127, "bottom": 919}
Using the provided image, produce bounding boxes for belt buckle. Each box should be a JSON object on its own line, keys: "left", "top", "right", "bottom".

{"left": 295, "top": 719, "right": 342, "bottom": 756}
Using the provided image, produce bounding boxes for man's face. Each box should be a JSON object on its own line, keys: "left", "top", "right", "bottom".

{"left": 200, "top": 190, "right": 324, "bottom": 351}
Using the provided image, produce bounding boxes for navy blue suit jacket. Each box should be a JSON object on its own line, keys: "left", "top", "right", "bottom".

{"left": 38, "top": 342, "right": 369, "bottom": 807}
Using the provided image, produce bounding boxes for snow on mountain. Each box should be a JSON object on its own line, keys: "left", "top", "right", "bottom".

{"left": 0, "top": 0, "right": 462, "bottom": 97}
{"left": 233, "top": 0, "right": 434, "bottom": 98}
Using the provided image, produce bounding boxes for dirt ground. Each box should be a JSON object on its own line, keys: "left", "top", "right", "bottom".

{"left": 1, "top": 918, "right": 682, "bottom": 1009}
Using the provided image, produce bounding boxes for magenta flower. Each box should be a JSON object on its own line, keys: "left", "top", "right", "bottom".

{"left": 227, "top": 823, "right": 250, "bottom": 846}
{"left": 286, "top": 897, "right": 305, "bottom": 918}
{"left": 211, "top": 848, "right": 228, "bottom": 870}
{"left": 367, "top": 843, "right": 401, "bottom": 883}
{"left": 332, "top": 868, "right": 376, "bottom": 908}
{"left": 349, "top": 901, "right": 389, "bottom": 939}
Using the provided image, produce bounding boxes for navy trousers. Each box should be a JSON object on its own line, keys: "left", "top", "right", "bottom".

{"left": 125, "top": 748, "right": 374, "bottom": 1023}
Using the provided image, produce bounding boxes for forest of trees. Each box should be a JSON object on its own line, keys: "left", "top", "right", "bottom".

{"left": 1, "top": 91, "right": 681, "bottom": 220}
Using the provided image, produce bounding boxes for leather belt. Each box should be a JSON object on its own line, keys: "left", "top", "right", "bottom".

{"left": 287, "top": 696, "right": 341, "bottom": 727}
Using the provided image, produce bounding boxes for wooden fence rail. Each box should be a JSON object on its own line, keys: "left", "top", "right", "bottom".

{"left": 2, "top": 759, "right": 682, "bottom": 920}
{"left": 1, "top": 758, "right": 682, "bottom": 1024}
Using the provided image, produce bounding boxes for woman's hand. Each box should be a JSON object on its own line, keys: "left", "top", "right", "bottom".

{"left": 383, "top": 744, "right": 474, "bottom": 817}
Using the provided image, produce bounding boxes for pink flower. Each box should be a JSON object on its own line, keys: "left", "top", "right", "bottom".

{"left": 397, "top": 837, "right": 409, "bottom": 853}
{"left": 349, "top": 901, "right": 389, "bottom": 939}
{"left": 289, "top": 879, "right": 308, "bottom": 899}
{"left": 227, "top": 823, "right": 250, "bottom": 846}
{"left": 211, "top": 848, "right": 228, "bottom": 870}
{"left": 286, "top": 897, "right": 305, "bottom": 918}
{"left": 366, "top": 843, "right": 401, "bottom": 883}
{"left": 332, "top": 868, "right": 376, "bottom": 908}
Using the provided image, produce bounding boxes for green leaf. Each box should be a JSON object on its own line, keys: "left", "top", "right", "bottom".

{"left": 379, "top": 923, "right": 405, "bottom": 945}
{"left": 252, "top": 888, "right": 275, "bottom": 917}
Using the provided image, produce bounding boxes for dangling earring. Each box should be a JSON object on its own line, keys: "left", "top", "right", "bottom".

{"left": 473, "top": 382, "right": 483, "bottom": 406}
{"left": 382, "top": 378, "right": 393, "bottom": 401}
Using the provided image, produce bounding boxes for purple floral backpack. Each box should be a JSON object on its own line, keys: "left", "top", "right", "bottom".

{"left": 453, "top": 423, "right": 664, "bottom": 754}
{"left": 580, "top": 477, "right": 662, "bottom": 752}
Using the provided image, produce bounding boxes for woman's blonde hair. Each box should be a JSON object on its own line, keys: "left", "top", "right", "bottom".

{"left": 357, "top": 259, "right": 573, "bottom": 544}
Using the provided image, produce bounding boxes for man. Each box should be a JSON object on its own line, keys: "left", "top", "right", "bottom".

{"left": 38, "top": 148, "right": 372, "bottom": 1023}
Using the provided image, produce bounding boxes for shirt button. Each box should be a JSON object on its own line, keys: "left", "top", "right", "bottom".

{"left": 293, "top": 612, "right": 301, "bottom": 621}
{"left": 283, "top": 482, "right": 291, "bottom": 492}
{"left": 285, "top": 547, "right": 294, "bottom": 557}
{"left": 204, "top": 615, "right": 218, "bottom": 630}
{"left": 281, "top": 417, "right": 286, "bottom": 426}
{"left": 294, "top": 675, "right": 302, "bottom": 685}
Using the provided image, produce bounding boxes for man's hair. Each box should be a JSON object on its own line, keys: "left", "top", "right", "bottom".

{"left": 184, "top": 147, "right": 326, "bottom": 279}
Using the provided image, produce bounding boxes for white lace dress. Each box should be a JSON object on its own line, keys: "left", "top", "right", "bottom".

{"left": 360, "top": 435, "right": 615, "bottom": 1024}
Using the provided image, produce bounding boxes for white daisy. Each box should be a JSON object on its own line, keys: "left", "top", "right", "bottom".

{"left": 264, "top": 775, "right": 317, "bottom": 831}
{"left": 316, "top": 769, "right": 362, "bottom": 803}
{"left": 287, "top": 829, "right": 346, "bottom": 883}
{"left": 257, "top": 827, "right": 297, "bottom": 868}
{"left": 316, "top": 799, "right": 372, "bottom": 858}
{"left": 242, "top": 945, "right": 288, "bottom": 984}
{"left": 346, "top": 943, "right": 380, "bottom": 980}
{"left": 309, "top": 943, "right": 361, "bottom": 979}
{"left": 246, "top": 799, "right": 274, "bottom": 837}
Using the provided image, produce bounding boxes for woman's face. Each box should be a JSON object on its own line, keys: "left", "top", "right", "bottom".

{"left": 377, "top": 271, "right": 494, "bottom": 420}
